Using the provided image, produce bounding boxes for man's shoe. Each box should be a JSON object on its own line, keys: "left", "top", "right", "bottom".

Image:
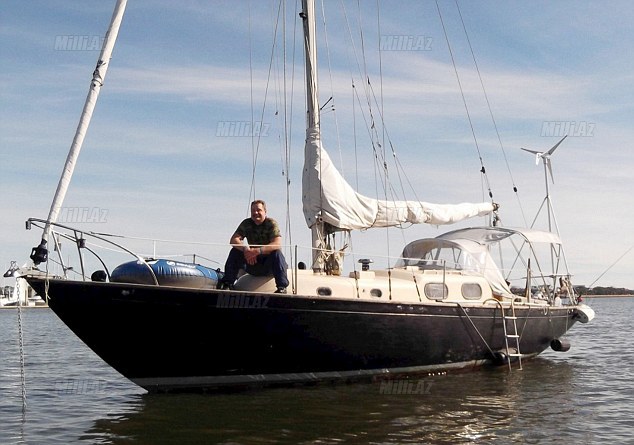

{"left": 274, "top": 287, "right": 287, "bottom": 294}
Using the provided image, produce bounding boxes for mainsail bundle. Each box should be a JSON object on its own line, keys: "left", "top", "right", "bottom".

{"left": 302, "top": 126, "right": 495, "bottom": 231}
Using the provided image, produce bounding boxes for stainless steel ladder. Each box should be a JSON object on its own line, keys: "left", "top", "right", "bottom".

{"left": 501, "top": 301, "right": 523, "bottom": 371}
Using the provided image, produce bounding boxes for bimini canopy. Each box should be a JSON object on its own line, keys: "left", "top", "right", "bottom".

{"left": 395, "top": 227, "right": 562, "bottom": 298}
{"left": 437, "top": 227, "right": 562, "bottom": 246}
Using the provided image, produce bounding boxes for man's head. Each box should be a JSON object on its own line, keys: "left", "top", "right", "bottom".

{"left": 250, "top": 200, "right": 267, "bottom": 225}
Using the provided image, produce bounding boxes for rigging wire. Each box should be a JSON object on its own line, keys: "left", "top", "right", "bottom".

{"left": 338, "top": 4, "right": 395, "bottom": 203}
{"left": 588, "top": 245, "right": 633, "bottom": 289}
{"left": 283, "top": 0, "right": 300, "bottom": 255}
{"left": 319, "top": 0, "right": 346, "bottom": 177}
{"left": 435, "top": 1, "right": 494, "bottom": 203}
{"left": 374, "top": 0, "right": 393, "bottom": 262}
{"left": 248, "top": 0, "right": 284, "bottom": 210}
{"left": 248, "top": 0, "right": 256, "bottom": 204}
{"left": 453, "top": 0, "right": 527, "bottom": 225}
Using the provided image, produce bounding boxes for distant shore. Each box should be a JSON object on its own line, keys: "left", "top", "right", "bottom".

{"left": 583, "top": 294, "right": 633, "bottom": 298}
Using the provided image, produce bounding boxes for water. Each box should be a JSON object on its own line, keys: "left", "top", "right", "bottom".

{"left": 1, "top": 298, "right": 632, "bottom": 444}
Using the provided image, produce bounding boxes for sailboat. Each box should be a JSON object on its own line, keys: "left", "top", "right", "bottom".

{"left": 20, "top": 0, "right": 594, "bottom": 392}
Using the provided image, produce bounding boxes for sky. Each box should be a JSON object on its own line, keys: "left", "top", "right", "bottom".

{"left": 1, "top": 0, "right": 633, "bottom": 290}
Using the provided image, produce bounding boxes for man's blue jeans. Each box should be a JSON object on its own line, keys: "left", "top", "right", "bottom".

{"left": 222, "top": 248, "right": 289, "bottom": 288}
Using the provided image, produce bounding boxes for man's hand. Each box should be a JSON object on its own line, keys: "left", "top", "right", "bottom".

{"left": 244, "top": 247, "right": 259, "bottom": 265}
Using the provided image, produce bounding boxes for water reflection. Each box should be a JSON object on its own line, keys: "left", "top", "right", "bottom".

{"left": 84, "top": 358, "right": 585, "bottom": 444}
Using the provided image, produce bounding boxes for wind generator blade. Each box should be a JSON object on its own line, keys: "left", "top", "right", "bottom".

{"left": 546, "top": 135, "right": 568, "bottom": 155}
{"left": 520, "top": 147, "right": 542, "bottom": 165}
{"left": 29, "top": 0, "right": 128, "bottom": 266}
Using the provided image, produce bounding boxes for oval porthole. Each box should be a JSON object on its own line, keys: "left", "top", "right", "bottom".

{"left": 370, "top": 289, "right": 382, "bottom": 298}
{"left": 317, "top": 287, "right": 332, "bottom": 296}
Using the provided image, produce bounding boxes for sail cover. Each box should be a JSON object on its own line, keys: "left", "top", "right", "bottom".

{"left": 302, "top": 126, "right": 495, "bottom": 230}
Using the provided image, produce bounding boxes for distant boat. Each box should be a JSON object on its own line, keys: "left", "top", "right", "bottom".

{"left": 21, "top": 0, "right": 593, "bottom": 392}
{"left": 1, "top": 268, "right": 44, "bottom": 307}
{"left": 0, "top": 286, "right": 19, "bottom": 307}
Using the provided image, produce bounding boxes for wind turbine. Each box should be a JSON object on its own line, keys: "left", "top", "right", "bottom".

{"left": 520, "top": 135, "right": 567, "bottom": 184}
{"left": 520, "top": 135, "right": 568, "bottom": 233}
{"left": 521, "top": 135, "right": 571, "bottom": 290}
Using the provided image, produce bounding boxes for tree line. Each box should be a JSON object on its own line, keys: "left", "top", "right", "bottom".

{"left": 575, "top": 286, "right": 634, "bottom": 296}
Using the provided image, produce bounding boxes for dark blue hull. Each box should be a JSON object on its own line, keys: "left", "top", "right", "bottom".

{"left": 27, "top": 276, "right": 580, "bottom": 392}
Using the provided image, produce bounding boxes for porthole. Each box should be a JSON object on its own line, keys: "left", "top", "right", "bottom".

{"left": 370, "top": 289, "right": 382, "bottom": 298}
{"left": 317, "top": 287, "right": 332, "bottom": 296}
{"left": 424, "top": 283, "right": 448, "bottom": 300}
{"left": 461, "top": 283, "right": 482, "bottom": 300}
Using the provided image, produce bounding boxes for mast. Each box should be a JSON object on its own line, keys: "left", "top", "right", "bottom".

{"left": 300, "top": 0, "right": 327, "bottom": 271}
{"left": 301, "top": 0, "right": 319, "bottom": 132}
{"left": 30, "top": 0, "right": 128, "bottom": 265}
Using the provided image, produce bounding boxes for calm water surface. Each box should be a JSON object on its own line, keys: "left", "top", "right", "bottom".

{"left": 1, "top": 298, "right": 632, "bottom": 444}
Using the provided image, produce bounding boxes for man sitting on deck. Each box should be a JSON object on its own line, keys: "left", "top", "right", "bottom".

{"left": 218, "top": 199, "right": 289, "bottom": 293}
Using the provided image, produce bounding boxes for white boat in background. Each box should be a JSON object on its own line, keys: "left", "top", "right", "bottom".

{"left": 16, "top": 0, "right": 594, "bottom": 392}
{"left": 0, "top": 285, "right": 19, "bottom": 307}
{"left": 2, "top": 264, "right": 43, "bottom": 307}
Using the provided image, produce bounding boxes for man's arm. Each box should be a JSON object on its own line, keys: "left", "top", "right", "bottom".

{"left": 258, "top": 235, "right": 282, "bottom": 255}
{"left": 231, "top": 231, "right": 262, "bottom": 266}
{"left": 229, "top": 232, "right": 245, "bottom": 251}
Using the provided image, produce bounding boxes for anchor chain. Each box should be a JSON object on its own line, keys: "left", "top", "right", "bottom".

{"left": 16, "top": 277, "right": 27, "bottom": 413}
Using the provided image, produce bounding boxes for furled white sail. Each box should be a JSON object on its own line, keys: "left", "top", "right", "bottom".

{"left": 302, "top": 126, "right": 495, "bottom": 231}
